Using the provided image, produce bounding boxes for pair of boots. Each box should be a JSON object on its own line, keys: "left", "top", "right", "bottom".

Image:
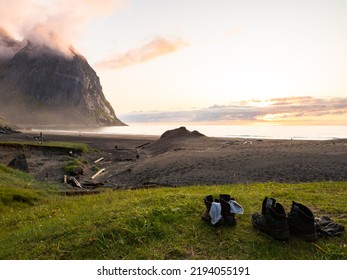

{"left": 202, "top": 194, "right": 243, "bottom": 226}
{"left": 252, "top": 197, "right": 317, "bottom": 242}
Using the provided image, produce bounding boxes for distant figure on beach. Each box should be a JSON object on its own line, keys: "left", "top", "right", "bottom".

{"left": 39, "top": 132, "right": 43, "bottom": 144}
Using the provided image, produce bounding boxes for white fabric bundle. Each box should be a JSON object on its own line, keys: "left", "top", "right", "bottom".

{"left": 209, "top": 202, "right": 222, "bottom": 225}
{"left": 229, "top": 200, "right": 244, "bottom": 214}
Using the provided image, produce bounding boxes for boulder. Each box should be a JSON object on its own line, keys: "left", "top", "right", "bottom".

{"left": 8, "top": 154, "right": 29, "bottom": 173}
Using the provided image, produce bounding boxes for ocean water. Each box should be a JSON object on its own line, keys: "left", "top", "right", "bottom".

{"left": 90, "top": 124, "right": 347, "bottom": 140}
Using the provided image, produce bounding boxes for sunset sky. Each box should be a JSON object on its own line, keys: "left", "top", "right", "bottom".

{"left": 1, "top": 0, "right": 347, "bottom": 124}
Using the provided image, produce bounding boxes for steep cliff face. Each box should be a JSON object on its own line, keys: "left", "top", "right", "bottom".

{"left": 0, "top": 40, "right": 124, "bottom": 126}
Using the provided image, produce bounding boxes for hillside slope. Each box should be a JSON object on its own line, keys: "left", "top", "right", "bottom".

{"left": 0, "top": 31, "right": 124, "bottom": 127}
{"left": 0, "top": 167, "right": 345, "bottom": 260}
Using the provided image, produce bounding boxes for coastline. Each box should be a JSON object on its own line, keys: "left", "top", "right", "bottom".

{"left": 23, "top": 123, "right": 347, "bottom": 141}
{"left": 1, "top": 129, "right": 347, "bottom": 189}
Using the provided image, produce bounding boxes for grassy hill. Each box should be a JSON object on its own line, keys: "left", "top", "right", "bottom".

{"left": 0, "top": 141, "right": 92, "bottom": 153}
{"left": 0, "top": 163, "right": 346, "bottom": 260}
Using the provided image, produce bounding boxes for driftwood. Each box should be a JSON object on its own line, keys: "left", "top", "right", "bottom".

{"left": 63, "top": 175, "right": 68, "bottom": 184}
{"left": 91, "top": 168, "right": 106, "bottom": 180}
{"left": 70, "top": 177, "right": 83, "bottom": 188}
{"left": 94, "top": 157, "right": 104, "bottom": 163}
{"left": 82, "top": 181, "right": 105, "bottom": 188}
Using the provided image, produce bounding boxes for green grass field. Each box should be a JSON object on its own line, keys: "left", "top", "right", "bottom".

{"left": 0, "top": 141, "right": 92, "bottom": 153}
{"left": 0, "top": 163, "right": 346, "bottom": 260}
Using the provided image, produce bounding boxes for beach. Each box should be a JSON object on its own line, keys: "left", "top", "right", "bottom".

{"left": 1, "top": 127, "right": 347, "bottom": 190}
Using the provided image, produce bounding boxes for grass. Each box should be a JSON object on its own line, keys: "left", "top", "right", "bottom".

{"left": 62, "top": 158, "right": 88, "bottom": 175}
{"left": 0, "top": 164, "right": 346, "bottom": 260}
{"left": 0, "top": 165, "right": 58, "bottom": 209}
{"left": 0, "top": 141, "right": 92, "bottom": 153}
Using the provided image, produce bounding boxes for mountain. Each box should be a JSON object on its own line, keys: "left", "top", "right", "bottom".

{"left": 0, "top": 116, "right": 20, "bottom": 134}
{"left": 0, "top": 35, "right": 124, "bottom": 127}
{"left": 0, "top": 28, "right": 24, "bottom": 62}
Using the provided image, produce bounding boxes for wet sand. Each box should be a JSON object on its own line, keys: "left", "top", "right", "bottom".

{"left": 1, "top": 128, "right": 347, "bottom": 189}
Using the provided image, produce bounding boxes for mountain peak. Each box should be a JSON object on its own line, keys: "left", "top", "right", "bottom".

{"left": 0, "top": 41, "right": 124, "bottom": 127}
{"left": 16, "top": 40, "right": 80, "bottom": 59}
{"left": 0, "top": 29, "right": 25, "bottom": 61}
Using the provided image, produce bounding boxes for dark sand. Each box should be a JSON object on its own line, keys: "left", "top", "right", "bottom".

{"left": 1, "top": 128, "right": 347, "bottom": 190}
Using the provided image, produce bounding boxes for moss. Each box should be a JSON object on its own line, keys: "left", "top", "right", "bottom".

{"left": 62, "top": 158, "right": 88, "bottom": 175}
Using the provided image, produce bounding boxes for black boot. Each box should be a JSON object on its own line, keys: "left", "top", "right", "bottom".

{"left": 252, "top": 197, "right": 290, "bottom": 241}
{"left": 219, "top": 194, "right": 237, "bottom": 226}
{"left": 201, "top": 195, "right": 224, "bottom": 226}
{"left": 287, "top": 201, "right": 317, "bottom": 242}
{"left": 201, "top": 195, "right": 213, "bottom": 222}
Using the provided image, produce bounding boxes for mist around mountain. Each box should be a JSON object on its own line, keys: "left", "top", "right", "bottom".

{"left": 0, "top": 29, "right": 125, "bottom": 127}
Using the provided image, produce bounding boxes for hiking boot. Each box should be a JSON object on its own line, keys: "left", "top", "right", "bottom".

{"left": 252, "top": 197, "right": 290, "bottom": 241}
{"left": 287, "top": 201, "right": 317, "bottom": 242}
{"left": 201, "top": 195, "right": 213, "bottom": 222}
{"left": 201, "top": 195, "right": 224, "bottom": 226}
{"left": 219, "top": 194, "right": 237, "bottom": 226}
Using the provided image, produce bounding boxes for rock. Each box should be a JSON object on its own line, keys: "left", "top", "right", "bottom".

{"left": 0, "top": 126, "right": 20, "bottom": 134}
{"left": 0, "top": 40, "right": 125, "bottom": 126}
{"left": 160, "top": 126, "right": 205, "bottom": 139}
{"left": 0, "top": 117, "right": 20, "bottom": 134}
{"left": 145, "top": 127, "right": 206, "bottom": 155}
{"left": 8, "top": 154, "right": 29, "bottom": 173}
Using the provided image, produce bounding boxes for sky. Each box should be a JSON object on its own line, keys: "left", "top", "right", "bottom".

{"left": 1, "top": 0, "right": 347, "bottom": 125}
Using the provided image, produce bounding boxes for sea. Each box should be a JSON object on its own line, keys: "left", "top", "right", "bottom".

{"left": 32, "top": 123, "right": 347, "bottom": 141}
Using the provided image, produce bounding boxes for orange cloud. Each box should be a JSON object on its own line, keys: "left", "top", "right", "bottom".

{"left": 120, "top": 96, "right": 347, "bottom": 125}
{"left": 0, "top": 0, "right": 123, "bottom": 56}
{"left": 96, "top": 36, "right": 189, "bottom": 69}
{"left": 0, "top": 28, "right": 25, "bottom": 60}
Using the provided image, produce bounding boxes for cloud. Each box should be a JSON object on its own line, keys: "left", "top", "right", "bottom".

{"left": 95, "top": 36, "right": 189, "bottom": 69}
{"left": 120, "top": 106, "right": 261, "bottom": 124}
{"left": 120, "top": 96, "right": 347, "bottom": 125}
{"left": 256, "top": 96, "right": 347, "bottom": 118}
{"left": 0, "top": 0, "right": 123, "bottom": 56}
{"left": 0, "top": 28, "right": 25, "bottom": 60}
